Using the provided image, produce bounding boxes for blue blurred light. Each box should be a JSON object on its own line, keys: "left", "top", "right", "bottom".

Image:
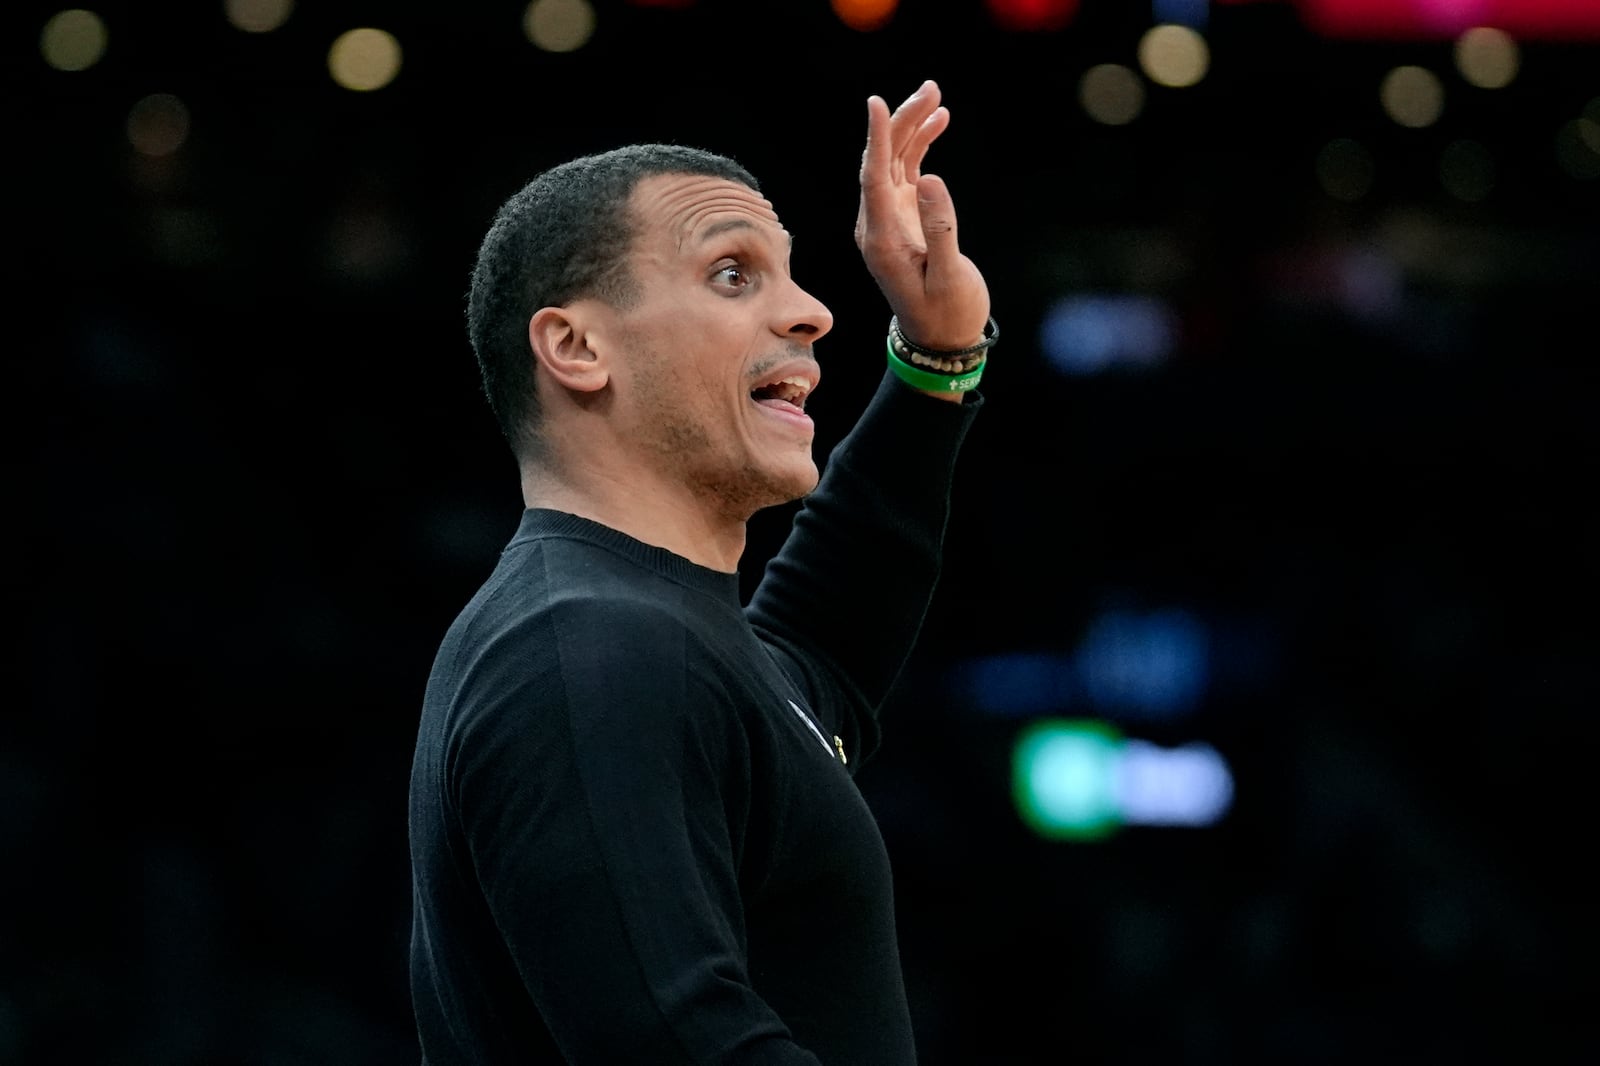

{"left": 1039, "top": 293, "right": 1178, "bottom": 376}
{"left": 958, "top": 651, "right": 1077, "bottom": 716}
{"left": 1152, "top": 0, "right": 1209, "bottom": 30}
{"left": 1116, "top": 738, "right": 1233, "bottom": 825}
{"left": 1078, "top": 607, "right": 1209, "bottom": 718}
{"left": 951, "top": 606, "right": 1210, "bottom": 720}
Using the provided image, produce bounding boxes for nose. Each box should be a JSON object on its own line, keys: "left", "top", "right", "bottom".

{"left": 776, "top": 277, "right": 834, "bottom": 343}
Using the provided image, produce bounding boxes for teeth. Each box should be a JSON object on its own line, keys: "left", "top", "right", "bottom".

{"left": 776, "top": 376, "right": 811, "bottom": 391}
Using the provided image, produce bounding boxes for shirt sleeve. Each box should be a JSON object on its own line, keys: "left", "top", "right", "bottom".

{"left": 747, "top": 368, "right": 982, "bottom": 764}
{"left": 450, "top": 599, "right": 824, "bottom": 1066}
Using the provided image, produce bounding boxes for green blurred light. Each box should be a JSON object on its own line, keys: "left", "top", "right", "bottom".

{"left": 1012, "top": 718, "right": 1122, "bottom": 841}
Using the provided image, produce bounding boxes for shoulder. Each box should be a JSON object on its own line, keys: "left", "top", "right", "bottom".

{"left": 552, "top": 595, "right": 736, "bottom": 707}
{"left": 430, "top": 583, "right": 751, "bottom": 793}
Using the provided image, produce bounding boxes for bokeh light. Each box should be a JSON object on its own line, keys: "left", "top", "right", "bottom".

{"left": 1581, "top": 115, "right": 1600, "bottom": 154}
{"left": 985, "top": 0, "right": 1079, "bottom": 32}
{"left": 1576, "top": 96, "right": 1600, "bottom": 165}
{"left": 1454, "top": 25, "right": 1519, "bottom": 89}
{"left": 1138, "top": 23, "right": 1210, "bottom": 88}
{"left": 1040, "top": 293, "right": 1178, "bottom": 375}
{"left": 832, "top": 0, "right": 897, "bottom": 32}
{"left": 39, "top": 8, "right": 108, "bottom": 72}
{"left": 1316, "top": 136, "right": 1377, "bottom": 201}
{"left": 1555, "top": 117, "right": 1600, "bottom": 179}
{"left": 1013, "top": 719, "right": 1122, "bottom": 841}
{"left": 1380, "top": 64, "right": 1445, "bottom": 128}
{"left": 328, "top": 27, "right": 402, "bottom": 91}
{"left": 126, "top": 93, "right": 191, "bottom": 157}
{"left": 224, "top": 0, "right": 294, "bottom": 34}
{"left": 1080, "top": 63, "right": 1145, "bottom": 126}
{"left": 524, "top": 0, "right": 597, "bottom": 53}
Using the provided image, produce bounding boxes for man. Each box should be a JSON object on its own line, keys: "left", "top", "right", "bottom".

{"left": 409, "top": 79, "right": 995, "bottom": 1064}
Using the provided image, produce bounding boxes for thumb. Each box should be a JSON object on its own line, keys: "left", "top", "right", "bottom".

{"left": 916, "top": 174, "right": 960, "bottom": 262}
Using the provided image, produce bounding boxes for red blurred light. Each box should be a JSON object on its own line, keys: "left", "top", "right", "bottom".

{"left": 833, "top": 0, "right": 899, "bottom": 32}
{"left": 985, "top": 0, "right": 1080, "bottom": 33}
{"left": 1297, "top": 0, "right": 1600, "bottom": 40}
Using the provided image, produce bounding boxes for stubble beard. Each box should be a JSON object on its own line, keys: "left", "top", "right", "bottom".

{"left": 652, "top": 417, "right": 816, "bottom": 523}
{"left": 628, "top": 337, "right": 817, "bottom": 521}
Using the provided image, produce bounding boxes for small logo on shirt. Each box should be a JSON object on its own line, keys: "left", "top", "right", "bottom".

{"left": 786, "top": 699, "right": 845, "bottom": 763}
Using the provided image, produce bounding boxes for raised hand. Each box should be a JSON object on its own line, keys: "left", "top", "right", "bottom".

{"left": 854, "top": 79, "right": 991, "bottom": 352}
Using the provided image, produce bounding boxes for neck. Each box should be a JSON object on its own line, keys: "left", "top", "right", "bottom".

{"left": 520, "top": 466, "right": 748, "bottom": 574}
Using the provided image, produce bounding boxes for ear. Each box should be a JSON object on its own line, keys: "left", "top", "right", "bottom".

{"left": 529, "top": 305, "right": 609, "bottom": 394}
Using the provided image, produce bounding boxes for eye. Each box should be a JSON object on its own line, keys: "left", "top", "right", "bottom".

{"left": 712, "top": 262, "right": 753, "bottom": 292}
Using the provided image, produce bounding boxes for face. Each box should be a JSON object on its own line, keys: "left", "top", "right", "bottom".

{"left": 593, "top": 173, "right": 834, "bottom": 520}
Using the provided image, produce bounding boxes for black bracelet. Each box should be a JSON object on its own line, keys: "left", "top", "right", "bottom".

{"left": 888, "top": 315, "right": 1000, "bottom": 374}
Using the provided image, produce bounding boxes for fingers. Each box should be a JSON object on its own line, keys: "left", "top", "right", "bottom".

{"left": 902, "top": 107, "right": 948, "bottom": 183}
{"left": 857, "top": 81, "right": 991, "bottom": 346}
{"left": 861, "top": 93, "right": 892, "bottom": 187}
{"left": 891, "top": 81, "right": 940, "bottom": 142}
{"left": 860, "top": 81, "right": 948, "bottom": 213}
{"left": 857, "top": 94, "right": 889, "bottom": 247}
{"left": 889, "top": 81, "right": 944, "bottom": 174}
{"left": 863, "top": 82, "right": 945, "bottom": 179}
{"left": 858, "top": 79, "right": 961, "bottom": 289}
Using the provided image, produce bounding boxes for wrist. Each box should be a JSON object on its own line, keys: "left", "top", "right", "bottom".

{"left": 884, "top": 315, "right": 998, "bottom": 397}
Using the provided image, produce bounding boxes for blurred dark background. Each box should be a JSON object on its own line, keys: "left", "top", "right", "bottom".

{"left": 8, "top": 0, "right": 1598, "bottom": 1063}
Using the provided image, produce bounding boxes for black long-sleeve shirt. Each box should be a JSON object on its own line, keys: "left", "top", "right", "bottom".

{"left": 409, "top": 370, "right": 981, "bottom": 1064}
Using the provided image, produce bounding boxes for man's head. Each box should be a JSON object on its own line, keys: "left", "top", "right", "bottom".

{"left": 468, "top": 144, "right": 835, "bottom": 522}
{"left": 467, "top": 144, "right": 762, "bottom": 461}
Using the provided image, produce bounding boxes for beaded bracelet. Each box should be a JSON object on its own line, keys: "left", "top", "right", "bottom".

{"left": 886, "top": 338, "right": 984, "bottom": 391}
{"left": 889, "top": 314, "right": 1000, "bottom": 365}
{"left": 885, "top": 314, "right": 998, "bottom": 392}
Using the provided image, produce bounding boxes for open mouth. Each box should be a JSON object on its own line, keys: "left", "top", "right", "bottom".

{"left": 751, "top": 375, "right": 813, "bottom": 411}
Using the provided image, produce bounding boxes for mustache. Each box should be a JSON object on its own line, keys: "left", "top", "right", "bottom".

{"left": 749, "top": 346, "right": 821, "bottom": 379}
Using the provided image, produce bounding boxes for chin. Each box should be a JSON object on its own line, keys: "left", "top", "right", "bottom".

{"left": 785, "top": 460, "right": 821, "bottom": 499}
{"left": 753, "top": 461, "right": 819, "bottom": 511}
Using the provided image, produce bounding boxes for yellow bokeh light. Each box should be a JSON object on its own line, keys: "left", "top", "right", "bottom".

{"left": 1315, "top": 137, "right": 1376, "bottom": 203}
{"left": 328, "top": 27, "right": 402, "bottom": 92}
{"left": 1555, "top": 119, "right": 1600, "bottom": 180}
{"left": 1578, "top": 116, "right": 1600, "bottom": 155}
{"left": 832, "top": 0, "right": 897, "bottom": 32}
{"left": 1454, "top": 26, "right": 1518, "bottom": 90}
{"left": 1080, "top": 63, "right": 1145, "bottom": 126}
{"left": 524, "top": 0, "right": 596, "bottom": 53}
{"left": 1380, "top": 65, "right": 1444, "bottom": 129}
{"left": 225, "top": 0, "right": 293, "bottom": 34}
{"left": 127, "top": 93, "right": 191, "bottom": 157}
{"left": 40, "top": 8, "right": 108, "bottom": 72}
{"left": 1138, "top": 24, "right": 1209, "bottom": 89}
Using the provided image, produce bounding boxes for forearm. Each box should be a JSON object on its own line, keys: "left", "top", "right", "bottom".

{"left": 749, "top": 368, "right": 981, "bottom": 709}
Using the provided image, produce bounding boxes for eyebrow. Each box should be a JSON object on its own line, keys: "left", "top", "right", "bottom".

{"left": 694, "top": 218, "right": 794, "bottom": 249}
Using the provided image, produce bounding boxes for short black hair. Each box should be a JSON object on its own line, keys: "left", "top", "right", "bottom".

{"left": 466, "top": 143, "right": 761, "bottom": 460}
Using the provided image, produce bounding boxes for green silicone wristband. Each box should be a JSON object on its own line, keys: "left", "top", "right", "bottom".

{"left": 886, "top": 337, "right": 985, "bottom": 392}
